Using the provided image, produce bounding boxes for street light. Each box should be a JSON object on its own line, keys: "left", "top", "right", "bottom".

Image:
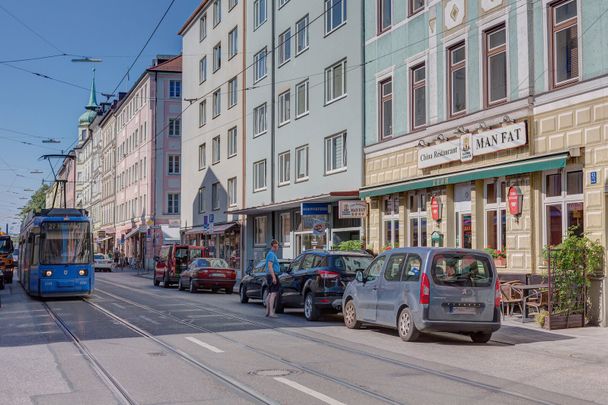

{"left": 42, "top": 138, "right": 61, "bottom": 144}
{"left": 71, "top": 57, "right": 103, "bottom": 63}
{"left": 30, "top": 170, "right": 43, "bottom": 174}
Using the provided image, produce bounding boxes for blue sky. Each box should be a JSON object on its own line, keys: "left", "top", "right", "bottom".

{"left": 0, "top": 0, "right": 200, "bottom": 232}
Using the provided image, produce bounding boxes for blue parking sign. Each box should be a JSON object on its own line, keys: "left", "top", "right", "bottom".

{"left": 591, "top": 171, "right": 597, "bottom": 185}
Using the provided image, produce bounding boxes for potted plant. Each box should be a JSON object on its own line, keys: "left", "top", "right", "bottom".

{"left": 485, "top": 248, "right": 507, "bottom": 267}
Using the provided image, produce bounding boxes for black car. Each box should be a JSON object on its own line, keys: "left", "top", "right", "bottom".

{"left": 278, "top": 250, "right": 373, "bottom": 321}
{"left": 240, "top": 259, "right": 291, "bottom": 305}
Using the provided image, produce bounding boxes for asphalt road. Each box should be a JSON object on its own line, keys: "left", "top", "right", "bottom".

{"left": 0, "top": 271, "right": 606, "bottom": 405}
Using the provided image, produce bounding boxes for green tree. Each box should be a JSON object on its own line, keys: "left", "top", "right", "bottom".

{"left": 20, "top": 184, "right": 49, "bottom": 219}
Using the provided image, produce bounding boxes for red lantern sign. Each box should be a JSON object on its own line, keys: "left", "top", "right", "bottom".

{"left": 431, "top": 196, "right": 442, "bottom": 221}
{"left": 508, "top": 186, "right": 523, "bottom": 216}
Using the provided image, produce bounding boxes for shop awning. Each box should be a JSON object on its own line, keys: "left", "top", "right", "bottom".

{"left": 360, "top": 153, "right": 569, "bottom": 199}
{"left": 227, "top": 191, "right": 360, "bottom": 215}
{"left": 125, "top": 226, "right": 145, "bottom": 239}
{"left": 185, "top": 225, "right": 205, "bottom": 236}
{"left": 161, "top": 225, "right": 180, "bottom": 242}
{"left": 96, "top": 236, "right": 113, "bottom": 243}
{"left": 210, "top": 222, "right": 239, "bottom": 235}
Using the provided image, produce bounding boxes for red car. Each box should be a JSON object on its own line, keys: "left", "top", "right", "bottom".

{"left": 178, "top": 258, "right": 236, "bottom": 294}
{"left": 154, "top": 245, "right": 208, "bottom": 288}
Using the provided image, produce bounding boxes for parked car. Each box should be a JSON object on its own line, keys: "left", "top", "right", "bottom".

{"left": 342, "top": 247, "right": 501, "bottom": 343}
{"left": 178, "top": 258, "right": 236, "bottom": 294}
{"left": 93, "top": 254, "right": 114, "bottom": 272}
{"left": 12, "top": 247, "right": 19, "bottom": 266}
{"left": 239, "top": 259, "right": 292, "bottom": 305}
{"left": 154, "top": 245, "right": 208, "bottom": 287}
{"left": 278, "top": 250, "right": 373, "bottom": 321}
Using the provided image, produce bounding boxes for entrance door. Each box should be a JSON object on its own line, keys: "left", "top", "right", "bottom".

{"left": 295, "top": 232, "right": 327, "bottom": 256}
{"left": 456, "top": 212, "right": 472, "bottom": 249}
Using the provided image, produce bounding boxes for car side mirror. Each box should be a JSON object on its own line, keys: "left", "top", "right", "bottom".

{"left": 355, "top": 270, "right": 365, "bottom": 283}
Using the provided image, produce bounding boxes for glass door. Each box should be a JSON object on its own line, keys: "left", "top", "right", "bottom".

{"left": 455, "top": 212, "right": 472, "bottom": 249}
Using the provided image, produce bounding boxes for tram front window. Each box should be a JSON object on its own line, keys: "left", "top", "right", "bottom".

{"left": 0, "top": 238, "right": 13, "bottom": 253}
{"left": 40, "top": 222, "right": 91, "bottom": 264}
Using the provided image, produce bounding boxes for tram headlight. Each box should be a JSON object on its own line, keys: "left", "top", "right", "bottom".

{"left": 44, "top": 270, "right": 53, "bottom": 277}
{"left": 78, "top": 269, "right": 88, "bottom": 276}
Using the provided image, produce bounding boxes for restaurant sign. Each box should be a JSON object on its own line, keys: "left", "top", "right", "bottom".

{"left": 338, "top": 200, "right": 368, "bottom": 219}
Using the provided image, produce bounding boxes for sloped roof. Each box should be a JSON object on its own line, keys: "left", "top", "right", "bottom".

{"left": 148, "top": 55, "right": 182, "bottom": 72}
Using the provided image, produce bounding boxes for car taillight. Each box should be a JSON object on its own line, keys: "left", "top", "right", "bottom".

{"left": 495, "top": 278, "right": 501, "bottom": 308}
{"left": 318, "top": 270, "right": 339, "bottom": 279}
{"left": 420, "top": 273, "right": 430, "bottom": 305}
{"left": 229, "top": 271, "right": 236, "bottom": 279}
{"left": 197, "top": 270, "right": 209, "bottom": 277}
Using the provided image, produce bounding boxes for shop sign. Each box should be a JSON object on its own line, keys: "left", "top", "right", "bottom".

{"left": 338, "top": 200, "right": 368, "bottom": 218}
{"left": 418, "top": 140, "right": 461, "bottom": 169}
{"left": 98, "top": 230, "right": 106, "bottom": 238}
{"left": 431, "top": 196, "right": 443, "bottom": 221}
{"left": 472, "top": 122, "right": 526, "bottom": 156}
{"left": 301, "top": 202, "right": 329, "bottom": 216}
{"left": 460, "top": 134, "right": 473, "bottom": 162}
{"left": 508, "top": 186, "right": 524, "bottom": 216}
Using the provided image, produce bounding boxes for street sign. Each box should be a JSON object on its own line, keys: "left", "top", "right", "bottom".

{"left": 591, "top": 171, "right": 598, "bottom": 185}
{"left": 209, "top": 214, "right": 215, "bottom": 223}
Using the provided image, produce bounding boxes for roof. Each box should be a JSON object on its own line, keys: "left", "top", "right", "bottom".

{"left": 148, "top": 55, "right": 182, "bottom": 72}
{"left": 178, "top": 0, "right": 211, "bottom": 36}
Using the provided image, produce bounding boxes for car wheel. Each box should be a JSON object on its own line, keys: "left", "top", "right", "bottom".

{"left": 239, "top": 286, "right": 249, "bottom": 303}
{"left": 211, "top": 287, "right": 219, "bottom": 293}
{"left": 470, "top": 332, "right": 492, "bottom": 344}
{"left": 343, "top": 300, "right": 362, "bottom": 329}
{"left": 225, "top": 287, "right": 233, "bottom": 294}
{"left": 153, "top": 277, "right": 160, "bottom": 287}
{"left": 397, "top": 307, "right": 420, "bottom": 342}
{"left": 178, "top": 278, "right": 184, "bottom": 291}
{"left": 304, "top": 292, "right": 320, "bottom": 321}
{"left": 189, "top": 280, "right": 197, "bottom": 293}
{"left": 163, "top": 272, "right": 170, "bottom": 288}
{"left": 262, "top": 288, "right": 268, "bottom": 308}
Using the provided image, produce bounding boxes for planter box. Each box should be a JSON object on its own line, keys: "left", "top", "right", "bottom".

{"left": 544, "top": 313, "right": 584, "bottom": 330}
{"left": 494, "top": 257, "right": 507, "bottom": 267}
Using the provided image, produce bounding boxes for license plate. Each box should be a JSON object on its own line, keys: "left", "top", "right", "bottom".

{"left": 211, "top": 273, "right": 226, "bottom": 278}
{"left": 451, "top": 307, "right": 477, "bottom": 315}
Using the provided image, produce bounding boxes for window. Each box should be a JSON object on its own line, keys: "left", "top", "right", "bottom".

{"left": 199, "top": 56, "right": 207, "bottom": 83}
{"left": 228, "top": 27, "right": 238, "bottom": 59}
{"left": 384, "top": 254, "right": 406, "bottom": 281}
{"left": 198, "top": 187, "right": 206, "bottom": 213}
{"left": 254, "top": 47, "right": 267, "bottom": 82}
{"left": 409, "top": 192, "right": 427, "bottom": 247}
{"left": 168, "top": 193, "right": 180, "bottom": 214}
{"left": 168, "top": 155, "right": 180, "bottom": 175}
{"left": 253, "top": 160, "right": 267, "bottom": 191}
{"left": 295, "top": 15, "right": 309, "bottom": 55}
{"left": 484, "top": 180, "right": 507, "bottom": 259}
{"left": 254, "top": 216, "right": 267, "bottom": 245}
{"left": 228, "top": 77, "right": 238, "bottom": 108}
{"left": 199, "top": 100, "right": 207, "bottom": 127}
{"left": 212, "top": 136, "right": 221, "bottom": 164}
{"left": 169, "top": 80, "right": 181, "bottom": 98}
{"left": 280, "top": 212, "right": 291, "bottom": 245}
{"left": 199, "top": 14, "right": 207, "bottom": 41}
{"left": 295, "top": 145, "right": 308, "bottom": 181}
{"left": 432, "top": 254, "right": 492, "bottom": 287}
{"left": 409, "top": 0, "right": 425, "bottom": 16}
{"left": 484, "top": 25, "right": 507, "bottom": 106}
{"left": 278, "top": 28, "right": 291, "bottom": 65}
{"left": 550, "top": 0, "right": 578, "bottom": 88}
{"left": 278, "top": 151, "right": 290, "bottom": 185}
{"left": 253, "top": 103, "right": 267, "bottom": 136}
{"left": 325, "top": 0, "right": 347, "bottom": 34}
{"left": 325, "top": 132, "right": 347, "bottom": 174}
{"left": 377, "top": 0, "right": 391, "bottom": 34}
{"left": 403, "top": 254, "right": 422, "bottom": 281}
{"left": 364, "top": 256, "right": 386, "bottom": 282}
{"left": 213, "top": 42, "right": 222, "bottom": 72}
{"left": 228, "top": 127, "right": 237, "bottom": 157}
{"left": 254, "top": 0, "right": 267, "bottom": 29}
{"left": 229, "top": 0, "right": 238, "bottom": 10}
{"left": 198, "top": 143, "right": 206, "bottom": 170}
{"left": 448, "top": 42, "right": 466, "bottom": 117}
{"left": 411, "top": 63, "right": 426, "bottom": 130}
{"left": 279, "top": 0, "right": 290, "bottom": 7}
{"left": 325, "top": 59, "right": 347, "bottom": 103}
{"left": 213, "top": 88, "right": 221, "bottom": 117}
{"left": 379, "top": 78, "right": 392, "bottom": 139}
{"left": 384, "top": 194, "right": 400, "bottom": 248}
{"left": 212, "top": 182, "right": 220, "bottom": 210}
{"left": 169, "top": 118, "right": 181, "bottom": 136}
{"left": 278, "top": 90, "right": 290, "bottom": 125}
{"left": 295, "top": 80, "right": 309, "bottom": 117}
{"left": 544, "top": 169, "right": 583, "bottom": 247}
{"left": 213, "top": 0, "right": 221, "bottom": 26}
{"left": 227, "top": 177, "right": 237, "bottom": 207}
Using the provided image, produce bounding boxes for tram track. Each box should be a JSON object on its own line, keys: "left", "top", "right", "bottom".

{"left": 95, "top": 279, "right": 565, "bottom": 405}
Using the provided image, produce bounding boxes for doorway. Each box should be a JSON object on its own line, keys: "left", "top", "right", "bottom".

{"left": 454, "top": 183, "right": 472, "bottom": 248}
{"left": 295, "top": 231, "right": 328, "bottom": 256}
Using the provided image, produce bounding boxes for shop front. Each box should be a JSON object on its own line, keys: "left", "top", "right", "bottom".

{"left": 183, "top": 222, "right": 241, "bottom": 270}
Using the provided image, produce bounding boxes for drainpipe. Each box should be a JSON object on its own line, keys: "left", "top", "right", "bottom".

{"left": 240, "top": 0, "right": 247, "bottom": 276}
{"left": 270, "top": 0, "right": 276, "bottom": 205}
{"left": 152, "top": 71, "right": 158, "bottom": 269}
{"left": 360, "top": 0, "right": 367, "bottom": 248}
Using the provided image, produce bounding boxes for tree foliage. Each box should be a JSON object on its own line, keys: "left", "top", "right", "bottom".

{"left": 19, "top": 184, "right": 49, "bottom": 219}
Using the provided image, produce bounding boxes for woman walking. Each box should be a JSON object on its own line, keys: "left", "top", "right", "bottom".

{"left": 265, "top": 239, "right": 281, "bottom": 318}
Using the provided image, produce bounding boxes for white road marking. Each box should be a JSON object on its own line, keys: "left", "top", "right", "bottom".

{"left": 111, "top": 303, "right": 126, "bottom": 309}
{"left": 274, "top": 377, "right": 347, "bottom": 405}
{"left": 185, "top": 336, "right": 224, "bottom": 353}
{"left": 139, "top": 315, "right": 160, "bottom": 325}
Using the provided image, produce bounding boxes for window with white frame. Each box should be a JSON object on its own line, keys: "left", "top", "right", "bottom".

{"left": 383, "top": 194, "right": 400, "bottom": 248}
{"left": 295, "top": 79, "right": 309, "bottom": 117}
{"left": 198, "top": 143, "right": 206, "bottom": 170}
{"left": 543, "top": 169, "right": 584, "bottom": 247}
{"left": 199, "top": 56, "right": 207, "bottom": 83}
{"left": 379, "top": 77, "right": 392, "bottom": 139}
{"left": 549, "top": 0, "right": 578, "bottom": 89}
{"left": 325, "top": 0, "right": 346, "bottom": 34}
{"left": 295, "top": 14, "right": 309, "bottom": 55}
{"left": 212, "top": 182, "right": 220, "bottom": 210}
{"left": 212, "top": 88, "right": 221, "bottom": 117}
{"left": 228, "top": 127, "right": 237, "bottom": 157}
{"left": 325, "top": 59, "right": 346, "bottom": 103}
{"left": 169, "top": 118, "right": 181, "bottom": 136}
{"left": 325, "top": 132, "right": 347, "bottom": 174}
{"left": 168, "top": 155, "right": 180, "bottom": 175}
{"left": 212, "top": 136, "right": 220, "bottom": 164}
{"left": 227, "top": 177, "right": 237, "bottom": 207}
{"left": 213, "top": 42, "right": 222, "bottom": 72}
{"left": 411, "top": 63, "right": 426, "bottom": 130}
{"left": 253, "top": 160, "right": 267, "bottom": 191}
{"left": 198, "top": 187, "right": 206, "bottom": 212}
{"left": 409, "top": 0, "right": 425, "bottom": 16}
{"left": 378, "top": 0, "right": 391, "bottom": 34}
{"left": 254, "top": 0, "right": 267, "bottom": 29}
{"left": 295, "top": 145, "right": 308, "bottom": 181}
{"left": 278, "top": 28, "right": 291, "bottom": 65}
{"left": 169, "top": 80, "right": 181, "bottom": 98}
{"left": 168, "top": 193, "right": 180, "bottom": 214}
{"left": 228, "top": 77, "right": 237, "bottom": 108}
{"left": 409, "top": 192, "right": 427, "bottom": 247}
{"left": 229, "top": 0, "right": 238, "bottom": 10}
{"left": 199, "top": 99, "right": 207, "bottom": 127}
{"left": 278, "top": 90, "right": 290, "bottom": 125}
{"left": 253, "top": 103, "right": 267, "bottom": 136}
{"left": 254, "top": 216, "right": 267, "bottom": 245}
{"left": 200, "top": 14, "right": 207, "bottom": 41}
{"left": 280, "top": 212, "right": 291, "bottom": 245}
{"left": 484, "top": 24, "right": 507, "bottom": 106}
{"left": 213, "top": 0, "right": 221, "bottom": 26}
{"left": 484, "top": 179, "right": 507, "bottom": 255}
{"left": 448, "top": 42, "right": 466, "bottom": 117}
{"left": 278, "top": 151, "right": 290, "bottom": 185}
{"left": 254, "top": 47, "right": 267, "bottom": 82}
{"left": 228, "top": 26, "right": 238, "bottom": 59}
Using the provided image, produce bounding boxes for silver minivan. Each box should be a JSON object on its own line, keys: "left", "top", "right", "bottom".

{"left": 342, "top": 247, "right": 501, "bottom": 343}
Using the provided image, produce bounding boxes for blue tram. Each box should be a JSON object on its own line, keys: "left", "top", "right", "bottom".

{"left": 19, "top": 208, "right": 94, "bottom": 297}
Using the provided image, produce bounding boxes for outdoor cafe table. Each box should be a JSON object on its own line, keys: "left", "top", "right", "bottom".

{"left": 510, "top": 284, "right": 549, "bottom": 322}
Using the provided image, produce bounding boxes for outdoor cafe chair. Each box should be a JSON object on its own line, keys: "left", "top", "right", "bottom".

{"left": 500, "top": 283, "right": 523, "bottom": 317}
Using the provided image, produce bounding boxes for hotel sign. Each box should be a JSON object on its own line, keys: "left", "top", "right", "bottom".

{"left": 417, "top": 123, "right": 527, "bottom": 169}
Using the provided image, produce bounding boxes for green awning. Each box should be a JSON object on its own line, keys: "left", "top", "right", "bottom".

{"left": 360, "top": 153, "right": 569, "bottom": 199}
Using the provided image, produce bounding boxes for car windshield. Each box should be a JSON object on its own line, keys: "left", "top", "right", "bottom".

{"left": 40, "top": 222, "right": 91, "bottom": 265}
{"left": 333, "top": 255, "right": 373, "bottom": 274}
{"left": 189, "top": 248, "right": 204, "bottom": 261}
{"left": 279, "top": 262, "right": 291, "bottom": 272}
{"left": 195, "top": 258, "right": 229, "bottom": 268}
{"left": 0, "top": 238, "right": 13, "bottom": 254}
{"left": 431, "top": 253, "right": 493, "bottom": 287}
{"left": 94, "top": 254, "right": 105, "bottom": 260}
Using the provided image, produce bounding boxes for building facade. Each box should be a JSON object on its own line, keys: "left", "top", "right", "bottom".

{"left": 360, "top": 0, "right": 608, "bottom": 325}
{"left": 98, "top": 104, "right": 118, "bottom": 253}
